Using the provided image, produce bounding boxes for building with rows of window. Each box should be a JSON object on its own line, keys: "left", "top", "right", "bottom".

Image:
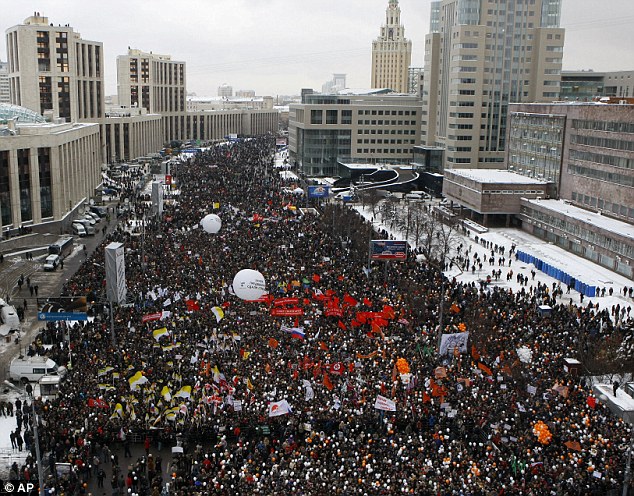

{"left": 420, "top": 0, "right": 565, "bottom": 171}
{"left": 289, "top": 91, "right": 421, "bottom": 177}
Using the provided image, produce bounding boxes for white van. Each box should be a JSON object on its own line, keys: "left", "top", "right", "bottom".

{"left": 405, "top": 193, "right": 423, "bottom": 201}
{"left": 78, "top": 219, "right": 96, "bottom": 235}
{"left": 43, "top": 254, "right": 60, "bottom": 271}
{"left": 9, "top": 356, "right": 62, "bottom": 383}
{"left": 72, "top": 222, "right": 87, "bottom": 237}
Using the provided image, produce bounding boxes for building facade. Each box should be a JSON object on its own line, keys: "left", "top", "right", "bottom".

{"left": 218, "top": 83, "right": 233, "bottom": 98}
{"left": 421, "top": 0, "right": 565, "bottom": 170}
{"left": 560, "top": 70, "right": 634, "bottom": 101}
{"left": 0, "top": 61, "right": 9, "bottom": 104}
{"left": 289, "top": 92, "right": 421, "bottom": 176}
{"left": 5, "top": 13, "right": 105, "bottom": 123}
{"left": 102, "top": 107, "right": 163, "bottom": 163}
{"left": 0, "top": 111, "right": 101, "bottom": 229}
{"left": 371, "top": 0, "right": 412, "bottom": 93}
{"left": 116, "top": 49, "right": 186, "bottom": 143}
{"left": 508, "top": 102, "right": 634, "bottom": 224}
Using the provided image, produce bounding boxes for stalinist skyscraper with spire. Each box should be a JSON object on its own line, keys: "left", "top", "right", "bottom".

{"left": 371, "top": 0, "right": 412, "bottom": 93}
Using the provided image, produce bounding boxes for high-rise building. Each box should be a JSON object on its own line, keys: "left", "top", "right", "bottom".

{"left": 0, "top": 61, "right": 10, "bottom": 104}
{"left": 322, "top": 74, "right": 347, "bottom": 94}
{"left": 116, "top": 48, "right": 186, "bottom": 142}
{"left": 5, "top": 12, "right": 105, "bottom": 122}
{"left": 371, "top": 0, "right": 412, "bottom": 93}
{"left": 218, "top": 83, "right": 233, "bottom": 98}
{"left": 421, "top": 0, "right": 565, "bottom": 170}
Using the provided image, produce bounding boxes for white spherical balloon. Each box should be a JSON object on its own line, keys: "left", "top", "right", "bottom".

{"left": 200, "top": 214, "right": 222, "bottom": 234}
{"left": 232, "top": 269, "right": 266, "bottom": 301}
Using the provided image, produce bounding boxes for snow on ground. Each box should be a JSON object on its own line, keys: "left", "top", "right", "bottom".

{"left": 354, "top": 202, "right": 634, "bottom": 318}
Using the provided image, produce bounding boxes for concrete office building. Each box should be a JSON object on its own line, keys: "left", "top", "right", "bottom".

{"left": 289, "top": 91, "right": 421, "bottom": 176}
{"left": 0, "top": 103, "right": 101, "bottom": 230}
{"left": 218, "top": 83, "right": 233, "bottom": 98}
{"left": 371, "top": 0, "right": 412, "bottom": 93}
{"left": 421, "top": 0, "right": 565, "bottom": 170}
{"left": 322, "top": 74, "right": 347, "bottom": 94}
{"left": 560, "top": 70, "right": 634, "bottom": 101}
{"left": 508, "top": 102, "right": 634, "bottom": 224}
{"left": 102, "top": 106, "right": 163, "bottom": 163}
{"left": 0, "top": 61, "right": 9, "bottom": 104}
{"left": 117, "top": 49, "right": 186, "bottom": 143}
{"left": 5, "top": 13, "right": 105, "bottom": 123}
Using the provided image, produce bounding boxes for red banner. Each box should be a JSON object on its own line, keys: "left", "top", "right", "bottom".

{"left": 273, "top": 297, "right": 300, "bottom": 307}
{"left": 142, "top": 312, "right": 162, "bottom": 323}
{"left": 325, "top": 308, "right": 344, "bottom": 318}
{"left": 271, "top": 307, "right": 304, "bottom": 317}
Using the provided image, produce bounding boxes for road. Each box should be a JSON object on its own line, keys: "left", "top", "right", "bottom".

{"left": 0, "top": 210, "right": 119, "bottom": 383}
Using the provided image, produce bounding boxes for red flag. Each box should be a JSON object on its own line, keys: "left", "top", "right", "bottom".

{"left": 363, "top": 298, "right": 372, "bottom": 307}
{"left": 382, "top": 305, "right": 396, "bottom": 320}
{"left": 422, "top": 391, "right": 431, "bottom": 403}
{"left": 268, "top": 338, "right": 279, "bottom": 349}
{"left": 343, "top": 294, "right": 359, "bottom": 308}
{"left": 185, "top": 299, "right": 200, "bottom": 312}
{"left": 319, "top": 341, "right": 329, "bottom": 351}
{"left": 337, "top": 320, "right": 347, "bottom": 331}
{"left": 329, "top": 362, "right": 344, "bottom": 376}
{"left": 351, "top": 319, "right": 361, "bottom": 327}
{"left": 312, "top": 274, "right": 321, "bottom": 283}
{"left": 471, "top": 345, "right": 480, "bottom": 361}
{"left": 323, "top": 373, "right": 334, "bottom": 391}
{"left": 587, "top": 396, "right": 596, "bottom": 409}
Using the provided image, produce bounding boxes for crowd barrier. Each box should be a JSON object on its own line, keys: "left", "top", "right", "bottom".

{"left": 516, "top": 250, "right": 596, "bottom": 297}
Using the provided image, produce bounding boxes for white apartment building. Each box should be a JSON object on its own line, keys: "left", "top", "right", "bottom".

{"left": 116, "top": 48, "right": 186, "bottom": 142}
{"left": 0, "top": 61, "right": 9, "bottom": 104}
{"left": 421, "top": 0, "right": 565, "bottom": 170}
{"left": 5, "top": 12, "right": 105, "bottom": 123}
{"left": 371, "top": 0, "right": 412, "bottom": 93}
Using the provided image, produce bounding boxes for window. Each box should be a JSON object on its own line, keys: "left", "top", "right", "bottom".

{"left": 310, "top": 110, "right": 323, "bottom": 124}
{"left": 326, "top": 110, "right": 338, "bottom": 125}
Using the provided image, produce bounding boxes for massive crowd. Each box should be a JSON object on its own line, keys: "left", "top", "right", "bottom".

{"left": 12, "top": 135, "right": 634, "bottom": 495}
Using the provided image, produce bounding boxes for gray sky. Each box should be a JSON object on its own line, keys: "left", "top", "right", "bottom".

{"left": 1, "top": 0, "right": 633, "bottom": 97}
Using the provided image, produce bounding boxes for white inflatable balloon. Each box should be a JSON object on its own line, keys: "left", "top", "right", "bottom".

{"left": 200, "top": 214, "right": 222, "bottom": 234}
{"left": 232, "top": 269, "right": 266, "bottom": 301}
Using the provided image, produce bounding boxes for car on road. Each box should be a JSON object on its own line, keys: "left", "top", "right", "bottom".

{"left": 43, "top": 254, "right": 61, "bottom": 271}
{"left": 9, "top": 355, "right": 64, "bottom": 383}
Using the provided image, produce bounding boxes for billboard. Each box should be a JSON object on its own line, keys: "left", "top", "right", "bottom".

{"left": 152, "top": 181, "right": 164, "bottom": 216}
{"left": 307, "top": 185, "right": 331, "bottom": 198}
{"left": 105, "top": 242, "right": 127, "bottom": 304}
{"left": 370, "top": 240, "right": 407, "bottom": 261}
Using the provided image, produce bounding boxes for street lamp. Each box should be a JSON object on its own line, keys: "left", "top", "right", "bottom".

{"left": 4, "top": 380, "right": 45, "bottom": 496}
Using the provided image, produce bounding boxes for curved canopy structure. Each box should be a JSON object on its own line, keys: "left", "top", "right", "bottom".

{"left": 0, "top": 103, "right": 46, "bottom": 124}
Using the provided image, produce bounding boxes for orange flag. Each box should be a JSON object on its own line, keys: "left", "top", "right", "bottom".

{"left": 319, "top": 341, "right": 329, "bottom": 351}
{"left": 422, "top": 391, "right": 431, "bottom": 403}
{"left": 268, "top": 338, "right": 279, "bottom": 349}
{"left": 323, "top": 373, "right": 334, "bottom": 391}
{"left": 265, "top": 363, "right": 271, "bottom": 374}
{"left": 471, "top": 345, "right": 480, "bottom": 361}
{"left": 564, "top": 441, "right": 582, "bottom": 452}
{"left": 478, "top": 362, "right": 493, "bottom": 376}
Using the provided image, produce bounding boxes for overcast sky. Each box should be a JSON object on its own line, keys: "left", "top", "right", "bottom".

{"left": 1, "top": 0, "right": 633, "bottom": 97}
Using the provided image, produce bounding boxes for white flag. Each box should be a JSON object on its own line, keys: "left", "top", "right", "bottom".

{"left": 374, "top": 394, "right": 396, "bottom": 412}
{"left": 302, "top": 380, "right": 314, "bottom": 402}
{"left": 268, "top": 400, "right": 292, "bottom": 417}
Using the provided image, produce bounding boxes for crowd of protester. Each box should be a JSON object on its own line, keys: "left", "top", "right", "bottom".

{"left": 12, "top": 135, "right": 634, "bottom": 495}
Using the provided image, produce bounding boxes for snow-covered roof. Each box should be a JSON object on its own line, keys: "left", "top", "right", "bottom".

{"left": 525, "top": 199, "right": 634, "bottom": 241}
{"left": 447, "top": 169, "right": 548, "bottom": 185}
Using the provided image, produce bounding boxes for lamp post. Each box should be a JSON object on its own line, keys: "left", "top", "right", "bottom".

{"left": 623, "top": 421, "right": 634, "bottom": 496}
{"left": 4, "top": 380, "right": 45, "bottom": 496}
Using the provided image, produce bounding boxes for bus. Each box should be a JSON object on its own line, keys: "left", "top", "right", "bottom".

{"left": 48, "top": 237, "right": 74, "bottom": 257}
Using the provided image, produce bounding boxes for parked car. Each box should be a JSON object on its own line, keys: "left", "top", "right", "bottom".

{"left": 72, "top": 222, "right": 87, "bottom": 237}
{"left": 43, "top": 254, "right": 61, "bottom": 271}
